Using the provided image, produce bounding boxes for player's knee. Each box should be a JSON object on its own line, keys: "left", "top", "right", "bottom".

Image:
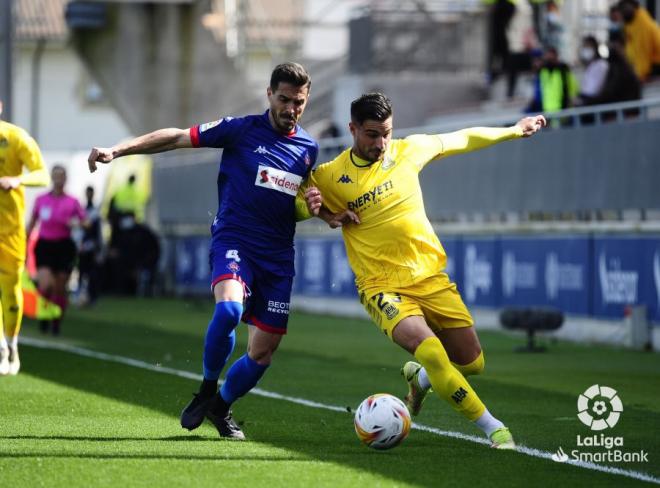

{"left": 216, "top": 300, "right": 243, "bottom": 324}
{"left": 248, "top": 345, "right": 277, "bottom": 365}
{"left": 207, "top": 301, "right": 243, "bottom": 340}
{"left": 455, "top": 351, "right": 485, "bottom": 377}
{"left": 247, "top": 332, "right": 281, "bottom": 365}
{"left": 413, "top": 336, "right": 450, "bottom": 373}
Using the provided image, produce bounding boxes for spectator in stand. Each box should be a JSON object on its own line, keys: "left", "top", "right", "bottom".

{"left": 575, "top": 36, "right": 609, "bottom": 107}
{"left": 592, "top": 38, "right": 642, "bottom": 121}
{"left": 78, "top": 186, "right": 103, "bottom": 305}
{"left": 110, "top": 174, "right": 146, "bottom": 225}
{"left": 485, "top": 0, "right": 517, "bottom": 84}
{"left": 535, "top": 46, "right": 578, "bottom": 113}
{"left": 608, "top": 4, "right": 625, "bottom": 45}
{"left": 619, "top": 0, "right": 660, "bottom": 81}
{"left": 541, "top": 1, "right": 564, "bottom": 53}
{"left": 107, "top": 174, "right": 148, "bottom": 294}
{"left": 505, "top": 0, "right": 541, "bottom": 99}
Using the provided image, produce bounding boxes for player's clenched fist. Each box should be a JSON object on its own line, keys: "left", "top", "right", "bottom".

{"left": 516, "top": 115, "right": 546, "bottom": 137}
{"left": 87, "top": 147, "right": 114, "bottom": 173}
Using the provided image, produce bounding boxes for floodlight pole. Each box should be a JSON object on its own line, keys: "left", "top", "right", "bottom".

{"left": 1, "top": 0, "right": 14, "bottom": 121}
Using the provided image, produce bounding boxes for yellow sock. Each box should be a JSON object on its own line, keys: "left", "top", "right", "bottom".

{"left": 414, "top": 336, "right": 486, "bottom": 421}
{"left": 452, "top": 351, "right": 485, "bottom": 377}
{"left": 0, "top": 270, "right": 23, "bottom": 340}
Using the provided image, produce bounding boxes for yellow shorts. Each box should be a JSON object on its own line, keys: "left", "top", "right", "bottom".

{"left": 0, "top": 232, "right": 25, "bottom": 276}
{"left": 358, "top": 272, "right": 473, "bottom": 339}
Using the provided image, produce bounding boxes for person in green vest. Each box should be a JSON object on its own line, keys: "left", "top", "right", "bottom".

{"left": 111, "top": 174, "right": 146, "bottom": 223}
{"left": 538, "top": 46, "right": 578, "bottom": 113}
{"left": 108, "top": 174, "right": 149, "bottom": 294}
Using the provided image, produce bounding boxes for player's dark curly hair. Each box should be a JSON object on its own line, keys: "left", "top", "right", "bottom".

{"left": 350, "top": 93, "right": 392, "bottom": 125}
{"left": 270, "top": 62, "right": 311, "bottom": 91}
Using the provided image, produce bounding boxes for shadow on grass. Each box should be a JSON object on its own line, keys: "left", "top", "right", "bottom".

{"left": 13, "top": 344, "right": 657, "bottom": 488}
{"left": 0, "top": 435, "right": 207, "bottom": 442}
{"left": 0, "top": 453, "right": 310, "bottom": 461}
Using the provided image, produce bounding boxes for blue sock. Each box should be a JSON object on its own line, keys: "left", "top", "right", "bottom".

{"left": 202, "top": 301, "right": 242, "bottom": 380}
{"left": 220, "top": 354, "right": 268, "bottom": 404}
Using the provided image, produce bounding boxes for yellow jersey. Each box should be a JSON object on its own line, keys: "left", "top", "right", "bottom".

{"left": 308, "top": 127, "right": 522, "bottom": 289}
{"left": 0, "top": 120, "right": 48, "bottom": 237}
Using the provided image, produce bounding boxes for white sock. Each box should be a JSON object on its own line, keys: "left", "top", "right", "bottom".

{"left": 474, "top": 409, "right": 505, "bottom": 437}
{"left": 0, "top": 337, "right": 7, "bottom": 350}
{"left": 8, "top": 336, "right": 18, "bottom": 350}
{"left": 417, "top": 367, "right": 432, "bottom": 390}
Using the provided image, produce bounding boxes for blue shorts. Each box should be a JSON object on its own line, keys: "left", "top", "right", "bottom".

{"left": 210, "top": 242, "right": 293, "bottom": 335}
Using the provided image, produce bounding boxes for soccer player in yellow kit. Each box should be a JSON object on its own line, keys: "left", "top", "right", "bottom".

{"left": 0, "top": 101, "right": 50, "bottom": 375}
{"left": 303, "top": 93, "right": 545, "bottom": 449}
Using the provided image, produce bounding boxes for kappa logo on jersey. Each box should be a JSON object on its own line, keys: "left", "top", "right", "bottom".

{"left": 337, "top": 174, "right": 353, "bottom": 184}
{"left": 254, "top": 146, "right": 270, "bottom": 155}
{"left": 254, "top": 165, "right": 302, "bottom": 196}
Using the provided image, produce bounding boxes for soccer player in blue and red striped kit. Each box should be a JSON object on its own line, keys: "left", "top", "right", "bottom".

{"left": 87, "top": 63, "right": 318, "bottom": 439}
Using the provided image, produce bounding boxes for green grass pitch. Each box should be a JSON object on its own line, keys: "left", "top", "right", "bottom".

{"left": 1, "top": 297, "right": 658, "bottom": 487}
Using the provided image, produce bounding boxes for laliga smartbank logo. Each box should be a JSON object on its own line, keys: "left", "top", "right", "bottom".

{"left": 552, "top": 385, "right": 648, "bottom": 464}
{"left": 577, "top": 384, "right": 622, "bottom": 431}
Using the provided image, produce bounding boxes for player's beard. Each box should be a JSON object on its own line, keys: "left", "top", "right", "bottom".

{"left": 360, "top": 147, "right": 383, "bottom": 163}
{"left": 367, "top": 148, "right": 383, "bottom": 161}
{"left": 274, "top": 112, "right": 297, "bottom": 133}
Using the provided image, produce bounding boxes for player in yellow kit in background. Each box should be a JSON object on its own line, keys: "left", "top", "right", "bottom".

{"left": 302, "top": 93, "right": 545, "bottom": 449}
{"left": 0, "top": 100, "right": 50, "bottom": 375}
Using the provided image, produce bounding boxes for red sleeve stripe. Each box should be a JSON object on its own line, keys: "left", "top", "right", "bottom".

{"left": 190, "top": 126, "right": 200, "bottom": 147}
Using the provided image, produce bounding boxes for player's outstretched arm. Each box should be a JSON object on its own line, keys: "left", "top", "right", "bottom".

{"left": 87, "top": 128, "right": 192, "bottom": 173}
{"left": 438, "top": 114, "right": 546, "bottom": 158}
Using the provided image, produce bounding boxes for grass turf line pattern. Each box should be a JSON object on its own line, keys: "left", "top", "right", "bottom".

{"left": 19, "top": 336, "right": 660, "bottom": 486}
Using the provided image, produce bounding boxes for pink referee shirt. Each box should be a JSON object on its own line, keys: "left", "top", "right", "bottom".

{"left": 32, "top": 192, "right": 86, "bottom": 241}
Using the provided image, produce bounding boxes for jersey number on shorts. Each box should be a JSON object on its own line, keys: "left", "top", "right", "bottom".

{"left": 371, "top": 292, "right": 401, "bottom": 321}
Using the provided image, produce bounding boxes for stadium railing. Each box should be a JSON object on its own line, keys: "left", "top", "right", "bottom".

{"left": 317, "top": 96, "right": 660, "bottom": 163}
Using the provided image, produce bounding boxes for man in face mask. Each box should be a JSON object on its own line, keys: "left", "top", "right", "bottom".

{"left": 608, "top": 5, "right": 625, "bottom": 44}
{"left": 576, "top": 35, "right": 609, "bottom": 106}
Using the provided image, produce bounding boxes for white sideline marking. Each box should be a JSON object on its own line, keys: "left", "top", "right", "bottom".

{"left": 21, "top": 336, "right": 660, "bottom": 485}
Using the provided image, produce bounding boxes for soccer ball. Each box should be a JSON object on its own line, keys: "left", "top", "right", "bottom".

{"left": 354, "top": 393, "right": 411, "bottom": 450}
